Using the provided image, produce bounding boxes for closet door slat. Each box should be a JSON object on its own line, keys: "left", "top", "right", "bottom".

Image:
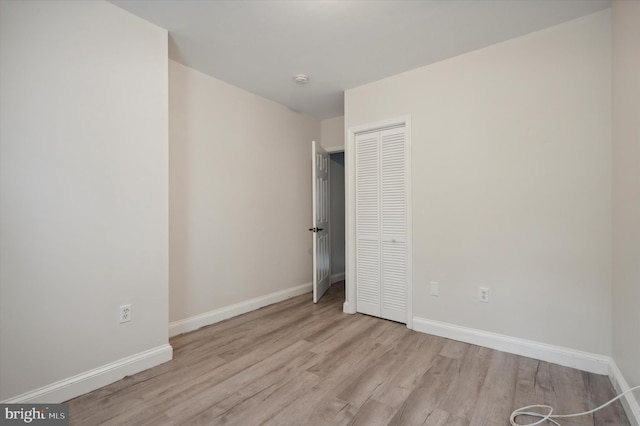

{"left": 356, "top": 132, "right": 381, "bottom": 317}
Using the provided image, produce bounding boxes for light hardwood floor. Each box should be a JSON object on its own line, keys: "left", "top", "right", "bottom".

{"left": 67, "top": 283, "right": 629, "bottom": 425}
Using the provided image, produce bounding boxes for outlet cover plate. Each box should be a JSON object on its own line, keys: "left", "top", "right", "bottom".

{"left": 479, "top": 287, "right": 490, "bottom": 303}
{"left": 120, "top": 304, "right": 131, "bottom": 323}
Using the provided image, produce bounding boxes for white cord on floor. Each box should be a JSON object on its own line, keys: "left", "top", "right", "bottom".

{"left": 509, "top": 384, "right": 640, "bottom": 426}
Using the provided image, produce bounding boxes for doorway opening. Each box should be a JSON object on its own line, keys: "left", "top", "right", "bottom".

{"left": 329, "top": 151, "right": 345, "bottom": 288}
{"left": 311, "top": 142, "right": 345, "bottom": 304}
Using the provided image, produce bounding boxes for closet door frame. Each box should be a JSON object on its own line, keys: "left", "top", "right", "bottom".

{"left": 344, "top": 116, "right": 413, "bottom": 329}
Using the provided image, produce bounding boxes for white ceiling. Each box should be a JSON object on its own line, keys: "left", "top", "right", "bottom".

{"left": 110, "top": 0, "right": 611, "bottom": 119}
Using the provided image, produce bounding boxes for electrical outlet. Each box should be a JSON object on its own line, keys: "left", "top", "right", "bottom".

{"left": 430, "top": 281, "right": 439, "bottom": 296}
{"left": 479, "top": 287, "right": 489, "bottom": 303}
{"left": 119, "top": 304, "right": 131, "bottom": 323}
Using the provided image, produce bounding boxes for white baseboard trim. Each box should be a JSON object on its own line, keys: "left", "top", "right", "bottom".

{"left": 331, "top": 272, "right": 345, "bottom": 283}
{"left": 169, "top": 282, "right": 312, "bottom": 337}
{"left": 609, "top": 359, "right": 640, "bottom": 426}
{"left": 412, "top": 317, "right": 610, "bottom": 375}
{"left": 2, "top": 344, "right": 173, "bottom": 404}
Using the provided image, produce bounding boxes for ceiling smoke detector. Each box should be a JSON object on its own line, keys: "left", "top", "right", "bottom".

{"left": 294, "top": 74, "right": 309, "bottom": 85}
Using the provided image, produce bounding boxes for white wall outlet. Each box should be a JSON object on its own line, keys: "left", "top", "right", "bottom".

{"left": 119, "top": 304, "right": 132, "bottom": 323}
{"left": 479, "top": 287, "right": 490, "bottom": 303}
{"left": 430, "top": 281, "right": 439, "bottom": 296}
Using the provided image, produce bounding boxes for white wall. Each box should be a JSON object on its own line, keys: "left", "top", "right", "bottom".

{"left": 321, "top": 116, "right": 345, "bottom": 150}
{"left": 169, "top": 61, "right": 320, "bottom": 324}
{"left": 0, "top": 0, "right": 170, "bottom": 401}
{"left": 345, "top": 11, "right": 612, "bottom": 355}
{"left": 612, "top": 0, "right": 640, "bottom": 394}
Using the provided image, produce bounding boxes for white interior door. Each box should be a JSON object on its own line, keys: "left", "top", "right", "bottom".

{"left": 355, "top": 126, "right": 408, "bottom": 323}
{"left": 311, "top": 141, "right": 330, "bottom": 303}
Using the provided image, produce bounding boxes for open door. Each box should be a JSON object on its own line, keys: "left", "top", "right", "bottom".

{"left": 311, "top": 141, "right": 330, "bottom": 303}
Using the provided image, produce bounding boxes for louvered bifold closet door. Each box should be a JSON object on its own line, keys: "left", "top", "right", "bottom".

{"left": 355, "top": 126, "right": 407, "bottom": 323}
{"left": 355, "top": 132, "right": 381, "bottom": 317}
{"left": 380, "top": 127, "right": 407, "bottom": 323}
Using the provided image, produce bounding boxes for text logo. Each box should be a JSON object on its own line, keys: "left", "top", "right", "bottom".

{"left": 0, "top": 404, "right": 68, "bottom": 425}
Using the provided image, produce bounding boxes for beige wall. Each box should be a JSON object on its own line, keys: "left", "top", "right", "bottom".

{"left": 321, "top": 116, "right": 345, "bottom": 150}
{"left": 169, "top": 61, "right": 320, "bottom": 323}
{"left": 345, "top": 11, "right": 612, "bottom": 354}
{"left": 612, "top": 0, "right": 640, "bottom": 393}
{"left": 0, "top": 0, "right": 169, "bottom": 401}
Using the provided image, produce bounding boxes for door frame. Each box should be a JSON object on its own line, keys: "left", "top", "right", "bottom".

{"left": 344, "top": 116, "right": 413, "bottom": 329}
{"left": 312, "top": 145, "right": 345, "bottom": 299}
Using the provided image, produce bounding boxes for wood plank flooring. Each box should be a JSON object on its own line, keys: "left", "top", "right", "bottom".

{"left": 67, "top": 283, "right": 629, "bottom": 426}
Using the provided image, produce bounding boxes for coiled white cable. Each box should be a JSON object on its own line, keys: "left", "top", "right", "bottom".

{"left": 509, "top": 385, "right": 640, "bottom": 426}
